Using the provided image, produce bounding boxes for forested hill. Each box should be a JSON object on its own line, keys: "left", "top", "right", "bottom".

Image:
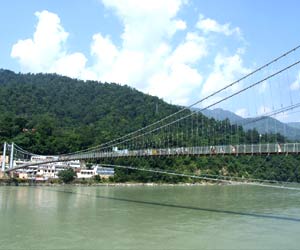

{"left": 0, "top": 69, "right": 179, "bottom": 154}
{"left": 1, "top": 69, "right": 299, "bottom": 183}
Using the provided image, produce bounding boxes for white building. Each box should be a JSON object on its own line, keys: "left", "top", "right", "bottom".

{"left": 77, "top": 169, "right": 96, "bottom": 178}
{"left": 15, "top": 156, "right": 81, "bottom": 180}
{"left": 36, "top": 164, "right": 67, "bottom": 179}
{"left": 96, "top": 166, "right": 114, "bottom": 178}
{"left": 77, "top": 166, "right": 114, "bottom": 179}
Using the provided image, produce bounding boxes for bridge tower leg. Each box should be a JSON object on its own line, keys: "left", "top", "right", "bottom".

{"left": 80, "top": 160, "right": 86, "bottom": 169}
{"left": 9, "top": 142, "right": 14, "bottom": 169}
{"left": 1, "top": 142, "right": 7, "bottom": 171}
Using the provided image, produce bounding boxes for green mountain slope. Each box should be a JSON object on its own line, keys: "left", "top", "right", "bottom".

{"left": 0, "top": 69, "right": 299, "bottom": 183}
{"left": 0, "top": 69, "right": 179, "bottom": 153}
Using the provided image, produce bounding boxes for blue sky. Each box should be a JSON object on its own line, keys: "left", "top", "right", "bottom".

{"left": 1, "top": 0, "right": 300, "bottom": 121}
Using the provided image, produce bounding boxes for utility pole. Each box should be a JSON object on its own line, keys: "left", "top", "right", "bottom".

{"left": 1, "top": 142, "right": 6, "bottom": 171}
{"left": 9, "top": 142, "right": 14, "bottom": 169}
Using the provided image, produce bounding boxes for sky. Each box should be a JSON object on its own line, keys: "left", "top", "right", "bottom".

{"left": 1, "top": 0, "right": 300, "bottom": 122}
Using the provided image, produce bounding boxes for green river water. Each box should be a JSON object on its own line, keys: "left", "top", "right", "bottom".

{"left": 0, "top": 185, "right": 299, "bottom": 250}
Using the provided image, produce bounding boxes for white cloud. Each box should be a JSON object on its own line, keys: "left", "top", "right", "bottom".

{"left": 145, "top": 32, "right": 207, "bottom": 103}
{"left": 290, "top": 72, "right": 300, "bottom": 91}
{"left": 89, "top": 33, "right": 120, "bottom": 82}
{"left": 102, "top": 0, "right": 186, "bottom": 50}
{"left": 201, "top": 51, "right": 250, "bottom": 98}
{"left": 174, "top": 20, "right": 187, "bottom": 30}
{"left": 51, "top": 53, "right": 87, "bottom": 79}
{"left": 258, "top": 81, "right": 268, "bottom": 94}
{"left": 11, "top": 3, "right": 248, "bottom": 107}
{"left": 235, "top": 108, "right": 248, "bottom": 118}
{"left": 258, "top": 105, "right": 272, "bottom": 116}
{"left": 275, "top": 113, "right": 289, "bottom": 122}
{"left": 147, "top": 62, "right": 203, "bottom": 104}
{"left": 11, "top": 10, "right": 87, "bottom": 79}
{"left": 91, "top": 34, "right": 119, "bottom": 70}
{"left": 91, "top": 0, "right": 206, "bottom": 105}
{"left": 196, "top": 15, "right": 241, "bottom": 38}
{"left": 167, "top": 32, "right": 207, "bottom": 65}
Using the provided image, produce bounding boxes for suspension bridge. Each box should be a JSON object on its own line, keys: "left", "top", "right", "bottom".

{"left": 1, "top": 44, "right": 300, "bottom": 188}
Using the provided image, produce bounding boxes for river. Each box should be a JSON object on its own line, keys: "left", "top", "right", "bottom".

{"left": 0, "top": 184, "right": 299, "bottom": 250}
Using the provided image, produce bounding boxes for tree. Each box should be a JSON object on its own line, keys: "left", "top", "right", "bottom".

{"left": 57, "top": 168, "right": 76, "bottom": 183}
{"left": 1, "top": 69, "right": 299, "bottom": 183}
{"left": 93, "top": 174, "right": 101, "bottom": 182}
{"left": 86, "top": 162, "right": 93, "bottom": 170}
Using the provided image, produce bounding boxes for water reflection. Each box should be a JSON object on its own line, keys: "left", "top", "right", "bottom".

{"left": 33, "top": 186, "right": 300, "bottom": 222}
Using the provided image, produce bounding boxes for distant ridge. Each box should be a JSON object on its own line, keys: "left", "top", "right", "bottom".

{"left": 198, "top": 108, "right": 300, "bottom": 141}
{"left": 287, "top": 122, "right": 300, "bottom": 130}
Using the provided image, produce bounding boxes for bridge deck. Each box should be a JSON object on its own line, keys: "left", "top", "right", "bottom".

{"left": 6, "top": 143, "right": 300, "bottom": 172}
{"left": 61, "top": 143, "right": 299, "bottom": 161}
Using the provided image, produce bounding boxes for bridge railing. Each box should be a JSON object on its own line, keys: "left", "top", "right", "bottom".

{"left": 6, "top": 143, "right": 300, "bottom": 172}
{"left": 58, "top": 143, "right": 300, "bottom": 161}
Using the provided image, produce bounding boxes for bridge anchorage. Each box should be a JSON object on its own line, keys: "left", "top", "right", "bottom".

{"left": 1, "top": 44, "right": 300, "bottom": 189}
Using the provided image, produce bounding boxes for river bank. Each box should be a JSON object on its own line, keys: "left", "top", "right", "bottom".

{"left": 0, "top": 178, "right": 218, "bottom": 187}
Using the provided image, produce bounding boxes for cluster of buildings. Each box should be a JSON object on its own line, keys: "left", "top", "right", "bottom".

{"left": 1, "top": 155, "right": 114, "bottom": 181}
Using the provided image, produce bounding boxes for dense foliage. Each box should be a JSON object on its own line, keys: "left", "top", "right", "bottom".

{"left": 102, "top": 155, "right": 300, "bottom": 183}
{"left": 57, "top": 168, "right": 76, "bottom": 183}
{"left": 0, "top": 69, "right": 178, "bottom": 154}
{"left": 0, "top": 69, "right": 299, "bottom": 183}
